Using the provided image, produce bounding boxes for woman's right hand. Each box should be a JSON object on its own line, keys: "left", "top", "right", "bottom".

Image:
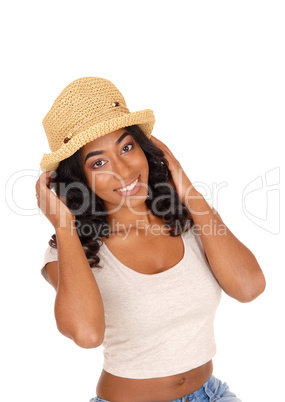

{"left": 35, "top": 171, "right": 75, "bottom": 231}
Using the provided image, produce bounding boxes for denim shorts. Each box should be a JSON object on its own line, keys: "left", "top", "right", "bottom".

{"left": 89, "top": 374, "right": 242, "bottom": 401}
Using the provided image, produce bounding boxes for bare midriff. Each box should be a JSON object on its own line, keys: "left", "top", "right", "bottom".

{"left": 96, "top": 360, "right": 213, "bottom": 402}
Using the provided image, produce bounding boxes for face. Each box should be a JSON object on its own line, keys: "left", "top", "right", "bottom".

{"left": 81, "top": 128, "right": 149, "bottom": 212}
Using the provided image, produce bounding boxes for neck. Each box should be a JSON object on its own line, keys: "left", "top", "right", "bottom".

{"left": 105, "top": 202, "right": 163, "bottom": 234}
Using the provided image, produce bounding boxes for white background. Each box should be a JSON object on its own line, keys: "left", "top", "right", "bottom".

{"left": 1, "top": 1, "right": 284, "bottom": 401}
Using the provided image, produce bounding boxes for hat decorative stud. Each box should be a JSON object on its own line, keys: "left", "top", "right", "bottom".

{"left": 63, "top": 133, "right": 73, "bottom": 143}
{"left": 112, "top": 101, "right": 120, "bottom": 107}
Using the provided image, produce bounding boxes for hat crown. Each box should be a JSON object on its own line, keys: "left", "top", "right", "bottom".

{"left": 43, "top": 77, "right": 129, "bottom": 152}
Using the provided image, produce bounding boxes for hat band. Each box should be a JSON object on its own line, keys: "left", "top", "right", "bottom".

{"left": 64, "top": 103, "right": 130, "bottom": 141}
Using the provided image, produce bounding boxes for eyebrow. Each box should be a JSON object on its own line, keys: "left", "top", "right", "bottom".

{"left": 84, "top": 132, "right": 131, "bottom": 165}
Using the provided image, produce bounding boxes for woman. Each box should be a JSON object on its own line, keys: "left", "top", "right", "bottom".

{"left": 36, "top": 77, "right": 266, "bottom": 402}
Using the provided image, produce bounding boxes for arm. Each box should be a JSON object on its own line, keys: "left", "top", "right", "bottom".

{"left": 50, "top": 224, "right": 105, "bottom": 348}
{"left": 150, "top": 136, "right": 266, "bottom": 303}
{"left": 36, "top": 172, "right": 105, "bottom": 348}
{"left": 186, "top": 188, "right": 266, "bottom": 303}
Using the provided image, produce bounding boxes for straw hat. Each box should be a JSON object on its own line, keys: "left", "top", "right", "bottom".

{"left": 40, "top": 77, "right": 156, "bottom": 172}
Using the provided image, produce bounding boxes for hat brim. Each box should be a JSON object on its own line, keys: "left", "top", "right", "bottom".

{"left": 40, "top": 109, "right": 155, "bottom": 172}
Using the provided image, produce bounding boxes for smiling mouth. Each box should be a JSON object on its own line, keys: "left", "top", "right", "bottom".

{"left": 114, "top": 175, "right": 140, "bottom": 193}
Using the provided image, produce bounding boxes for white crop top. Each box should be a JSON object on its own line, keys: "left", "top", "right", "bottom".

{"left": 41, "top": 225, "right": 222, "bottom": 379}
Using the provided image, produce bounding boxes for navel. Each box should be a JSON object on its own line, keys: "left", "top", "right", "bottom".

{"left": 178, "top": 376, "right": 186, "bottom": 385}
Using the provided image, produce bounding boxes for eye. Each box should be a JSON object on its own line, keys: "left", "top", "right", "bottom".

{"left": 91, "top": 160, "right": 107, "bottom": 169}
{"left": 122, "top": 143, "right": 134, "bottom": 153}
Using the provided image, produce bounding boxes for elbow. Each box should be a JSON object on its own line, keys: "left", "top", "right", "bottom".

{"left": 54, "top": 301, "right": 105, "bottom": 349}
{"left": 72, "top": 330, "right": 104, "bottom": 349}
{"left": 238, "top": 273, "right": 267, "bottom": 303}
{"left": 55, "top": 319, "right": 104, "bottom": 349}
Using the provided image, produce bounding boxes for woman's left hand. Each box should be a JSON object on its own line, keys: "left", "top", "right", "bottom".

{"left": 150, "top": 135, "right": 200, "bottom": 205}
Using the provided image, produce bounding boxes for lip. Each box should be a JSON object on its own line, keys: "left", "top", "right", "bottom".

{"left": 114, "top": 175, "right": 141, "bottom": 196}
{"left": 114, "top": 175, "right": 140, "bottom": 191}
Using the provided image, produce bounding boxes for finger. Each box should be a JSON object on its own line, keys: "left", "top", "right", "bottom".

{"left": 39, "top": 171, "right": 54, "bottom": 190}
{"left": 39, "top": 171, "right": 48, "bottom": 185}
{"left": 150, "top": 136, "right": 165, "bottom": 149}
{"left": 151, "top": 136, "right": 168, "bottom": 149}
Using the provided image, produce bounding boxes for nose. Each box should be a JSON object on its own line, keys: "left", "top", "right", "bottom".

{"left": 112, "top": 157, "right": 133, "bottom": 187}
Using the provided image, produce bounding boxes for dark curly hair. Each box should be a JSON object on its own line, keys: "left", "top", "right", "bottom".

{"left": 48, "top": 125, "right": 193, "bottom": 268}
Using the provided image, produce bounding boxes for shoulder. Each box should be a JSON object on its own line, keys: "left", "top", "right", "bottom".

{"left": 41, "top": 260, "right": 58, "bottom": 290}
{"left": 41, "top": 245, "right": 58, "bottom": 289}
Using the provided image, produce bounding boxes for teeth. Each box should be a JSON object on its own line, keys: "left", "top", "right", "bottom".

{"left": 117, "top": 177, "right": 138, "bottom": 192}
